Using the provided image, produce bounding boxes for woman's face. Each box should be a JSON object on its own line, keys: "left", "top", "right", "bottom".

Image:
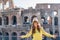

{"left": 33, "top": 21, "right": 38, "bottom": 28}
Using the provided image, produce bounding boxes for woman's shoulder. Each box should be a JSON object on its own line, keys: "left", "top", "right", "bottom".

{"left": 40, "top": 26, "right": 44, "bottom": 30}
{"left": 40, "top": 26, "right": 43, "bottom": 29}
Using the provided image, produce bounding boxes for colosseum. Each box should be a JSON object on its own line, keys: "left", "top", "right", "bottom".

{"left": 0, "top": 0, "right": 60, "bottom": 40}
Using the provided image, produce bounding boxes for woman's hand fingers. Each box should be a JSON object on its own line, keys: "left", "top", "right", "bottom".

{"left": 53, "top": 35, "right": 58, "bottom": 38}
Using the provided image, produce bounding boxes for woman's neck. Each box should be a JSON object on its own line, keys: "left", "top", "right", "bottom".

{"left": 35, "top": 27, "right": 37, "bottom": 29}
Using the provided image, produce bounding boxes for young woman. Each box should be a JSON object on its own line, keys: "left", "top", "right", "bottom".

{"left": 20, "top": 19, "right": 57, "bottom": 40}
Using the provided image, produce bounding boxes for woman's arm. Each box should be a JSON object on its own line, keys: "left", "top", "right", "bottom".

{"left": 20, "top": 29, "right": 32, "bottom": 38}
{"left": 41, "top": 27, "right": 54, "bottom": 38}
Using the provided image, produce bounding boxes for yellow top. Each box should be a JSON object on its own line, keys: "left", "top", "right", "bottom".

{"left": 20, "top": 27, "right": 54, "bottom": 40}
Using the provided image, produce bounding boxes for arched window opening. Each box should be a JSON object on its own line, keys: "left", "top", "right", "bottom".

{"left": 4, "top": 16, "right": 9, "bottom": 25}
{"left": 12, "top": 32, "right": 17, "bottom": 40}
{"left": 4, "top": 32, "right": 9, "bottom": 40}
{"left": 31, "top": 15, "right": 37, "bottom": 22}
{"left": 0, "top": 32, "right": 2, "bottom": 40}
{"left": 12, "top": 16, "right": 17, "bottom": 25}
{"left": 23, "top": 16, "right": 29, "bottom": 24}
{"left": 54, "top": 17, "right": 58, "bottom": 26}
{"left": 20, "top": 32, "right": 26, "bottom": 40}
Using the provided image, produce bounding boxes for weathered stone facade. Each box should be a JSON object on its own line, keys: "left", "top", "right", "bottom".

{"left": 0, "top": 3, "right": 60, "bottom": 40}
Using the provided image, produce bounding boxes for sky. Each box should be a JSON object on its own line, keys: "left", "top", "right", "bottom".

{"left": 0, "top": 0, "right": 60, "bottom": 9}
{"left": 13, "top": 0, "right": 60, "bottom": 9}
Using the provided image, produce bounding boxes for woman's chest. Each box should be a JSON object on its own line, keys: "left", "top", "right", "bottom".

{"left": 33, "top": 30, "right": 42, "bottom": 36}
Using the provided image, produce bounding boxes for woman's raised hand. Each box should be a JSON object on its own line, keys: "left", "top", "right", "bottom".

{"left": 53, "top": 34, "right": 58, "bottom": 38}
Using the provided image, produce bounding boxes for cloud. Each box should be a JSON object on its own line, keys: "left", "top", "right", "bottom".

{"left": 0, "top": 0, "right": 60, "bottom": 9}
{"left": 13, "top": 0, "right": 60, "bottom": 9}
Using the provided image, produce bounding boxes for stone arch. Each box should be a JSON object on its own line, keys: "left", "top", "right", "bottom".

{"left": 4, "top": 32, "right": 9, "bottom": 40}
{"left": 20, "top": 32, "right": 27, "bottom": 40}
{"left": 12, "top": 16, "right": 17, "bottom": 25}
{"left": 0, "top": 32, "right": 2, "bottom": 35}
{"left": 0, "top": 32, "right": 2, "bottom": 40}
{"left": 31, "top": 15, "right": 37, "bottom": 22}
{"left": 11, "top": 32, "right": 17, "bottom": 40}
{"left": 5, "top": 32, "right": 9, "bottom": 36}
{"left": 54, "top": 17, "right": 58, "bottom": 26}
{"left": 4, "top": 16, "right": 9, "bottom": 25}
{"left": 23, "top": 16, "right": 29, "bottom": 24}
{"left": 20, "top": 32, "right": 26, "bottom": 35}
{"left": 50, "top": 30, "right": 53, "bottom": 34}
{"left": 55, "top": 30, "right": 59, "bottom": 34}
